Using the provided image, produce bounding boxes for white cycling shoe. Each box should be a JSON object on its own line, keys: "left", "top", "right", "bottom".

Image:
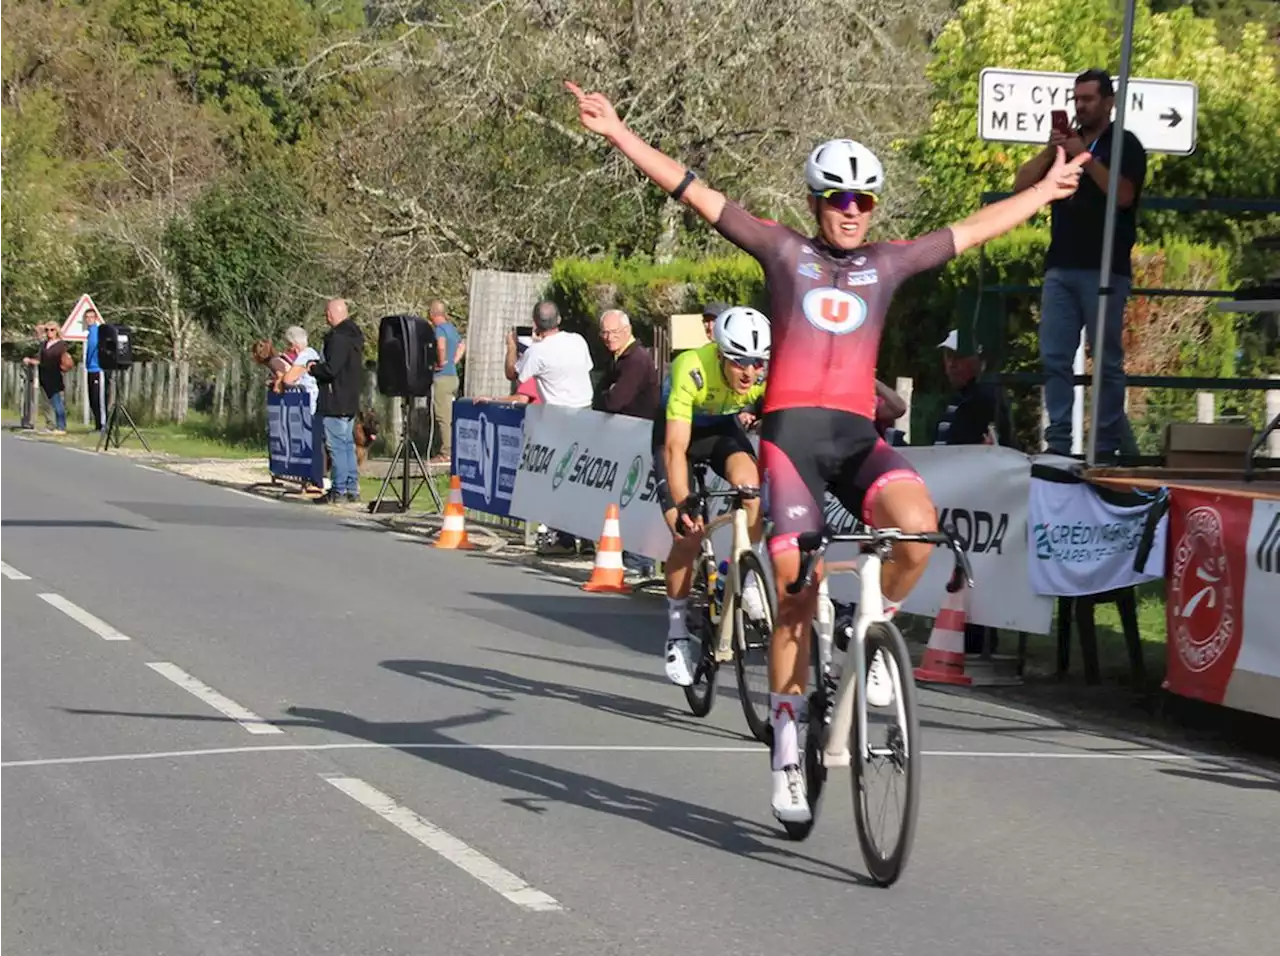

{"left": 664, "top": 637, "right": 696, "bottom": 687}
{"left": 866, "top": 648, "right": 895, "bottom": 709}
{"left": 739, "top": 577, "right": 767, "bottom": 621}
{"left": 771, "top": 765, "right": 812, "bottom": 824}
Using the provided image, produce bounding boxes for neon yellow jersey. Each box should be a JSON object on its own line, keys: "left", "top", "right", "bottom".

{"left": 663, "top": 342, "right": 765, "bottom": 425}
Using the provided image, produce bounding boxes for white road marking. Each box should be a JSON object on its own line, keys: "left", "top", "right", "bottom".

{"left": 62, "top": 446, "right": 97, "bottom": 457}
{"left": 136, "top": 464, "right": 169, "bottom": 474}
{"left": 219, "top": 487, "right": 270, "bottom": 503}
{"left": 144, "top": 662, "right": 283, "bottom": 735}
{"left": 0, "top": 741, "right": 1210, "bottom": 770}
{"left": 323, "top": 774, "right": 563, "bottom": 913}
{"left": 38, "top": 593, "right": 131, "bottom": 641}
{"left": 1, "top": 561, "right": 32, "bottom": 580}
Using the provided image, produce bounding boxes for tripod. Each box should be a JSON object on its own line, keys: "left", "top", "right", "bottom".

{"left": 97, "top": 369, "right": 150, "bottom": 452}
{"left": 368, "top": 394, "right": 442, "bottom": 514}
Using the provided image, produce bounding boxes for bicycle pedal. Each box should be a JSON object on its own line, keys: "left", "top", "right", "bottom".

{"left": 822, "top": 749, "right": 852, "bottom": 768}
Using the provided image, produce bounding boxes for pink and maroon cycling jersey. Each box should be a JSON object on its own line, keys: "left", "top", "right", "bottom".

{"left": 713, "top": 202, "right": 957, "bottom": 418}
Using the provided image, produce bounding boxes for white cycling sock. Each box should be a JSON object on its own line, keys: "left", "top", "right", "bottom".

{"left": 667, "top": 597, "right": 688, "bottom": 639}
{"left": 769, "top": 693, "right": 807, "bottom": 771}
{"left": 883, "top": 598, "right": 902, "bottom": 620}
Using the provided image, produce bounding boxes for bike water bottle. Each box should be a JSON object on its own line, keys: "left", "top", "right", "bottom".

{"left": 714, "top": 560, "right": 729, "bottom": 606}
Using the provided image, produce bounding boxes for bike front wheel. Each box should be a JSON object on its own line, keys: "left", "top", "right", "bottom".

{"left": 850, "top": 621, "right": 921, "bottom": 887}
{"left": 732, "top": 549, "right": 775, "bottom": 744}
{"left": 682, "top": 557, "right": 719, "bottom": 718}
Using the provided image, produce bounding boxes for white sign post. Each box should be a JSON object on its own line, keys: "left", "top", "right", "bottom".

{"left": 61, "top": 294, "right": 102, "bottom": 427}
{"left": 978, "top": 67, "right": 1198, "bottom": 155}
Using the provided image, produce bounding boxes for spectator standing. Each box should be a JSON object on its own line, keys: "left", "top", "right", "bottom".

{"left": 505, "top": 300, "right": 594, "bottom": 407}
{"left": 24, "top": 324, "right": 71, "bottom": 433}
{"left": 594, "top": 309, "right": 660, "bottom": 419}
{"left": 506, "top": 300, "right": 594, "bottom": 553}
{"left": 308, "top": 299, "right": 366, "bottom": 504}
{"left": 84, "top": 308, "right": 104, "bottom": 431}
{"left": 932, "top": 330, "right": 1017, "bottom": 449}
{"left": 1014, "top": 68, "right": 1147, "bottom": 458}
{"left": 427, "top": 300, "right": 466, "bottom": 465}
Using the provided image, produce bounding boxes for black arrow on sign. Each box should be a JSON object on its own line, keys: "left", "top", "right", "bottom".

{"left": 1160, "top": 107, "right": 1182, "bottom": 127}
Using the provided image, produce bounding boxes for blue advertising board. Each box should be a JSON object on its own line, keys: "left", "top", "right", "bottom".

{"left": 452, "top": 399, "right": 526, "bottom": 517}
{"left": 267, "top": 387, "right": 325, "bottom": 486}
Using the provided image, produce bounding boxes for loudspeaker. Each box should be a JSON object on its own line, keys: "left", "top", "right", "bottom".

{"left": 376, "top": 314, "right": 437, "bottom": 398}
{"left": 98, "top": 324, "right": 134, "bottom": 371}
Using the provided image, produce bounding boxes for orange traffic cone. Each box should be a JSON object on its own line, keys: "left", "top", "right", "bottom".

{"left": 914, "top": 587, "right": 972, "bottom": 686}
{"left": 435, "top": 475, "right": 474, "bottom": 550}
{"left": 582, "top": 503, "right": 632, "bottom": 594}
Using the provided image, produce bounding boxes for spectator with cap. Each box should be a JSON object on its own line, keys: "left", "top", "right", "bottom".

{"left": 504, "top": 300, "right": 594, "bottom": 407}
{"left": 701, "top": 301, "right": 729, "bottom": 342}
{"left": 594, "top": 309, "right": 660, "bottom": 419}
{"left": 933, "top": 329, "right": 1016, "bottom": 449}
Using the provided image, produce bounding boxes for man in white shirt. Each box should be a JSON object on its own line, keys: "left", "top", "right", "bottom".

{"left": 505, "top": 301, "right": 594, "bottom": 407}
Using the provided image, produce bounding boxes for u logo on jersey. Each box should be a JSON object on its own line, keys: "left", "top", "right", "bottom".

{"left": 801, "top": 287, "right": 868, "bottom": 335}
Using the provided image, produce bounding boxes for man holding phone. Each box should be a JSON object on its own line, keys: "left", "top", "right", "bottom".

{"left": 1014, "top": 67, "right": 1147, "bottom": 458}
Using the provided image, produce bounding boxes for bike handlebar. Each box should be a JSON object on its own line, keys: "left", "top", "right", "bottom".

{"left": 785, "top": 527, "right": 975, "bottom": 596}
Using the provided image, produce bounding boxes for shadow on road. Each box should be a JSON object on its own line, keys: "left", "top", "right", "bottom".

{"left": 1, "top": 519, "right": 149, "bottom": 531}
{"left": 1157, "top": 764, "right": 1280, "bottom": 792}
{"left": 459, "top": 590, "right": 658, "bottom": 656}
{"left": 381, "top": 658, "right": 751, "bottom": 743}
{"left": 58, "top": 700, "right": 874, "bottom": 886}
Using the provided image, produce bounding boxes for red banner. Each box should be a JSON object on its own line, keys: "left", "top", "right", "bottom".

{"left": 1164, "top": 490, "right": 1253, "bottom": 705}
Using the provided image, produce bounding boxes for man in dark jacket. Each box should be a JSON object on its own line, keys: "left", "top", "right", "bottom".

{"left": 932, "top": 329, "right": 1017, "bottom": 449}
{"left": 308, "top": 298, "right": 366, "bottom": 503}
{"left": 594, "top": 309, "right": 659, "bottom": 419}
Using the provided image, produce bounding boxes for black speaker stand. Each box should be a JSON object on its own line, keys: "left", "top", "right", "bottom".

{"left": 368, "top": 396, "right": 441, "bottom": 515}
{"left": 97, "top": 370, "right": 150, "bottom": 453}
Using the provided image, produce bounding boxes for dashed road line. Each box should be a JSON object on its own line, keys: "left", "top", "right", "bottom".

{"left": 323, "top": 774, "right": 563, "bottom": 912}
{"left": 1, "top": 561, "right": 32, "bottom": 581}
{"left": 38, "top": 593, "right": 131, "bottom": 641}
{"left": 144, "top": 662, "right": 283, "bottom": 735}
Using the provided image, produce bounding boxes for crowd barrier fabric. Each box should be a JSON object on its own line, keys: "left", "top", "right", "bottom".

{"left": 1165, "top": 491, "right": 1280, "bottom": 720}
{"left": 451, "top": 399, "right": 526, "bottom": 517}
{"left": 508, "top": 406, "right": 1054, "bottom": 634}
{"left": 267, "top": 388, "right": 324, "bottom": 486}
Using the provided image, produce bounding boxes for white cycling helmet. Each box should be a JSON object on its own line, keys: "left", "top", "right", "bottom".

{"left": 713, "top": 306, "right": 771, "bottom": 362}
{"left": 804, "top": 139, "right": 884, "bottom": 194}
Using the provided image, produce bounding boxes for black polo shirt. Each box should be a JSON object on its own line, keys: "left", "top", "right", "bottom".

{"left": 1045, "top": 124, "right": 1147, "bottom": 278}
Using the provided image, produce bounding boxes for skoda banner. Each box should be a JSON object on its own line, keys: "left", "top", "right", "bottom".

{"left": 267, "top": 387, "right": 324, "bottom": 486}
{"left": 509, "top": 405, "right": 674, "bottom": 559}
{"left": 452, "top": 399, "right": 525, "bottom": 517}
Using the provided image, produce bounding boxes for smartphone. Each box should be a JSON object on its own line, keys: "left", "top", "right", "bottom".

{"left": 514, "top": 325, "right": 534, "bottom": 339}
{"left": 514, "top": 324, "right": 534, "bottom": 356}
{"left": 1051, "top": 109, "right": 1072, "bottom": 137}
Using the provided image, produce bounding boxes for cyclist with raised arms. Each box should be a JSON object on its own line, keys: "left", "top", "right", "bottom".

{"left": 654, "top": 306, "right": 771, "bottom": 687}
{"left": 566, "top": 80, "right": 1089, "bottom": 825}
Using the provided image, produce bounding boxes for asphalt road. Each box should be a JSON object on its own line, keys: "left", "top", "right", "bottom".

{"left": 3, "top": 432, "right": 1278, "bottom": 956}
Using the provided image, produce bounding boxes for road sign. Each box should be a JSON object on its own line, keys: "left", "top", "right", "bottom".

{"left": 60, "top": 293, "right": 102, "bottom": 342}
{"left": 978, "top": 67, "right": 1198, "bottom": 156}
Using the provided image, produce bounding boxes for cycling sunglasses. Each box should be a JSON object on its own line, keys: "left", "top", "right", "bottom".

{"left": 727, "top": 355, "right": 766, "bottom": 369}
{"left": 814, "top": 189, "right": 878, "bottom": 213}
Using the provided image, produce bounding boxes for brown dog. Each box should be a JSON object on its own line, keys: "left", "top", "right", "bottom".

{"left": 354, "top": 407, "right": 380, "bottom": 467}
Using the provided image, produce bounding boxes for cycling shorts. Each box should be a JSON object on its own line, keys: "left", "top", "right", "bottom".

{"left": 759, "top": 408, "right": 923, "bottom": 556}
{"left": 651, "top": 415, "right": 755, "bottom": 513}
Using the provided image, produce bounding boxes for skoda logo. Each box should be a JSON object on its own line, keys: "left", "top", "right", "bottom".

{"left": 552, "top": 442, "right": 578, "bottom": 490}
{"left": 619, "top": 455, "right": 644, "bottom": 508}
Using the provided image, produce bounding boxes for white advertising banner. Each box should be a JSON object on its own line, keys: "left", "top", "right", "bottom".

{"left": 508, "top": 405, "right": 673, "bottom": 559}
{"left": 510, "top": 408, "right": 1053, "bottom": 634}
{"left": 1224, "top": 500, "right": 1280, "bottom": 719}
{"left": 1026, "top": 476, "right": 1168, "bottom": 597}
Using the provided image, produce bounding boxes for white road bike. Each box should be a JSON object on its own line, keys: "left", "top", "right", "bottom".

{"left": 780, "top": 525, "right": 973, "bottom": 887}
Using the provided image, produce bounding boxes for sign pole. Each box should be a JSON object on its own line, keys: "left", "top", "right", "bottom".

{"left": 1086, "top": 0, "right": 1137, "bottom": 467}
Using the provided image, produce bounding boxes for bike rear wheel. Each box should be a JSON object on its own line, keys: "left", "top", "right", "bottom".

{"left": 732, "top": 549, "right": 775, "bottom": 744}
{"left": 851, "top": 621, "right": 921, "bottom": 886}
{"left": 682, "top": 557, "right": 719, "bottom": 717}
